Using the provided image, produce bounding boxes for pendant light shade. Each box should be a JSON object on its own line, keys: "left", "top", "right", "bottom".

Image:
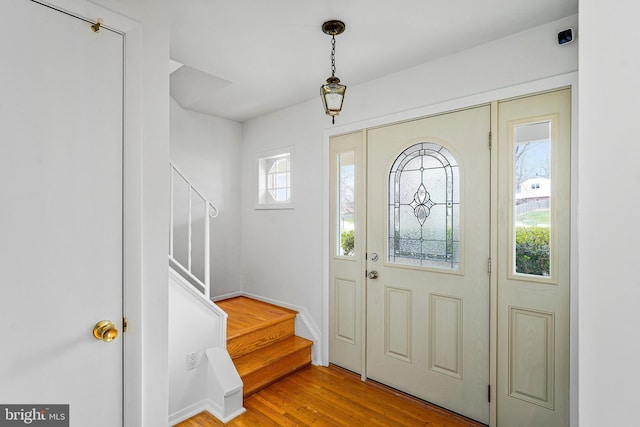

{"left": 321, "top": 76, "right": 346, "bottom": 118}
{"left": 320, "top": 20, "right": 346, "bottom": 124}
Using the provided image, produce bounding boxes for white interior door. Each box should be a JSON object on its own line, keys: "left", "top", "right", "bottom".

{"left": 496, "top": 89, "right": 571, "bottom": 426}
{"left": 0, "top": 1, "right": 124, "bottom": 425}
{"left": 366, "top": 106, "right": 491, "bottom": 423}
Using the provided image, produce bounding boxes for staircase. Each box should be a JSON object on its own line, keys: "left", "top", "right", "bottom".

{"left": 216, "top": 296, "right": 313, "bottom": 397}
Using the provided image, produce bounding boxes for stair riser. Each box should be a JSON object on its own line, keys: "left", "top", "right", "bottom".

{"left": 242, "top": 347, "right": 312, "bottom": 397}
{"left": 228, "top": 317, "right": 295, "bottom": 359}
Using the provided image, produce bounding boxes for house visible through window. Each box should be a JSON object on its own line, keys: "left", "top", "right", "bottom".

{"left": 513, "top": 121, "right": 551, "bottom": 277}
{"left": 257, "top": 148, "right": 293, "bottom": 209}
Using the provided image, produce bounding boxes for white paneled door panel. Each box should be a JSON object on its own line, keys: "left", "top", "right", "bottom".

{"left": 329, "top": 131, "right": 366, "bottom": 374}
{"left": 497, "top": 89, "right": 571, "bottom": 427}
{"left": 0, "top": 1, "right": 124, "bottom": 425}
{"left": 366, "top": 106, "right": 491, "bottom": 424}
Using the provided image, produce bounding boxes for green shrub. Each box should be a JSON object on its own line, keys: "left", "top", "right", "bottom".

{"left": 515, "top": 226, "right": 549, "bottom": 276}
{"left": 341, "top": 230, "right": 354, "bottom": 256}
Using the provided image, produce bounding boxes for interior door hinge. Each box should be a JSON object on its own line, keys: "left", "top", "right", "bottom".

{"left": 123, "top": 317, "right": 128, "bottom": 333}
{"left": 488, "top": 258, "right": 492, "bottom": 276}
{"left": 488, "top": 131, "right": 492, "bottom": 150}
{"left": 488, "top": 385, "right": 491, "bottom": 403}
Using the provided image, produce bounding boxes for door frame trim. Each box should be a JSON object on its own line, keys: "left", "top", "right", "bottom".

{"left": 322, "top": 72, "right": 578, "bottom": 427}
{"left": 34, "top": 1, "right": 144, "bottom": 426}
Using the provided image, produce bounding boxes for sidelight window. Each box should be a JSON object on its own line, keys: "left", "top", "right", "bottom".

{"left": 337, "top": 151, "right": 355, "bottom": 256}
{"left": 512, "top": 121, "right": 551, "bottom": 277}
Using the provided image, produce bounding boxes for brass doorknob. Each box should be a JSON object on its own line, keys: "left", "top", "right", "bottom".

{"left": 93, "top": 320, "right": 118, "bottom": 342}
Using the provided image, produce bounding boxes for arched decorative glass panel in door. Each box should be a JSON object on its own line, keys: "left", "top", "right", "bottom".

{"left": 388, "top": 142, "right": 460, "bottom": 270}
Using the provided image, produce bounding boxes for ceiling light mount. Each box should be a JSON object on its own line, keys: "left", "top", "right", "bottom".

{"left": 320, "top": 20, "right": 347, "bottom": 124}
{"left": 322, "top": 20, "right": 346, "bottom": 37}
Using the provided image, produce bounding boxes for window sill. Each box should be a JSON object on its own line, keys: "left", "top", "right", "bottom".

{"left": 254, "top": 203, "right": 294, "bottom": 210}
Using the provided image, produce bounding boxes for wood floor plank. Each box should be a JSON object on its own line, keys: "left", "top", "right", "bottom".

{"left": 174, "top": 365, "right": 486, "bottom": 427}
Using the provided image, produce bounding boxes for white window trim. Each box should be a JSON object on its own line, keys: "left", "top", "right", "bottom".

{"left": 255, "top": 146, "right": 294, "bottom": 209}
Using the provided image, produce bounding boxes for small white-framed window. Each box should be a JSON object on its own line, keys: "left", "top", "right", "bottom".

{"left": 256, "top": 147, "right": 294, "bottom": 209}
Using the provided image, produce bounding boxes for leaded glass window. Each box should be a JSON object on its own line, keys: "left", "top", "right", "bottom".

{"left": 388, "top": 142, "right": 460, "bottom": 270}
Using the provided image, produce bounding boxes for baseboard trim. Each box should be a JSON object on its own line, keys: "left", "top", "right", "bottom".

{"left": 168, "top": 399, "right": 246, "bottom": 426}
{"left": 212, "top": 291, "right": 243, "bottom": 302}
{"left": 168, "top": 400, "right": 208, "bottom": 426}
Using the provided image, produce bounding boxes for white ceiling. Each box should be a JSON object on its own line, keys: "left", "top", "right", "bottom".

{"left": 169, "top": 0, "right": 578, "bottom": 123}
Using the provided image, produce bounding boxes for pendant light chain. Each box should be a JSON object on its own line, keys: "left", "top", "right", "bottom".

{"left": 331, "top": 34, "right": 337, "bottom": 123}
{"left": 331, "top": 34, "right": 337, "bottom": 77}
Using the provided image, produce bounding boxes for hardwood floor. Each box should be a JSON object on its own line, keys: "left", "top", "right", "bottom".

{"left": 175, "top": 365, "right": 486, "bottom": 427}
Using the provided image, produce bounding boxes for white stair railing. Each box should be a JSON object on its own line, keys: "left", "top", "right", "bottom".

{"left": 169, "top": 162, "right": 218, "bottom": 299}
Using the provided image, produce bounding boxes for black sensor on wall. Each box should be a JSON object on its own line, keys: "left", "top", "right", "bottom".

{"left": 558, "top": 28, "right": 574, "bottom": 45}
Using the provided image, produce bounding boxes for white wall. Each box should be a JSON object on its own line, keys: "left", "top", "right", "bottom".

{"left": 170, "top": 99, "right": 243, "bottom": 296}
{"left": 240, "top": 15, "right": 578, "bottom": 342}
{"left": 578, "top": 1, "right": 640, "bottom": 425}
{"left": 168, "top": 272, "right": 223, "bottom": 420}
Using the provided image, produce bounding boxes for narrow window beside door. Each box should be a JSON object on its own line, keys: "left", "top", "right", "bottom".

{"left": 512, "top": 121, "right": 552, "bottom": 277}
{"left": 337, "top": 151, "right": 355, "bottom": 256}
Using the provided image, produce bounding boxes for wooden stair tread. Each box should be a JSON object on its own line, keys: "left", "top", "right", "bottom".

{"left": 227, "top": 316, "right": 295, "bottom": 359}
{"left": 217, "top": 296, "right": 297, "bottom": 339}
{"left": 217, "top": 296, "right": 313, "bottom": 397}
{"left": 234, "top": 335, "right": 313, "bottom": 377}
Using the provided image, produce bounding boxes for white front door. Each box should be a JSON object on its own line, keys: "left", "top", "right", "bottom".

{"left": 366, "top": 106, "right": 491, "bottom": 423}
{"left": 0, "top": 1, "right": 124, "bottom": 425}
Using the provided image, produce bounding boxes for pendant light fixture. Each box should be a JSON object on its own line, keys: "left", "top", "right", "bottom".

{"left": 320, "top": 20, "right": 346, "bottom": 124}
